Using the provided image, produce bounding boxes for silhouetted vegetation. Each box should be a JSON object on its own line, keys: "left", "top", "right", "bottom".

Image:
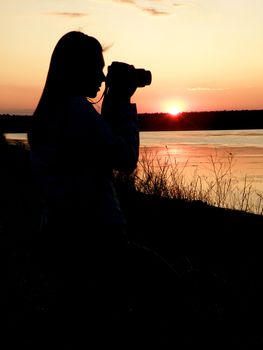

{"left": 1, "top": 109, "right": 263, "bottom": 133}
{"left": 117, "top": 149, "right": 263, "bottom": 215}
{"left": 139, "top": 109, "right": 263, "bottom": 131}
{"left": 0, "top": 114, "right": 33, "bottom": 133}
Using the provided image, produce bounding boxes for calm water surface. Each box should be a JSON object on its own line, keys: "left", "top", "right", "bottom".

{"left": 140, "top": 129, "right": 263, "bottom": 148}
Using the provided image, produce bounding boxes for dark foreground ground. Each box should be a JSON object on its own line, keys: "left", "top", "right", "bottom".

{"left": 5, "top": 140, "right": 263, "bottom": 347}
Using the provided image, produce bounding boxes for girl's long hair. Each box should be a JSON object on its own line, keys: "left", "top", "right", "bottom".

{"left": 29, "top": 31, "right": 102, "bottom": 149}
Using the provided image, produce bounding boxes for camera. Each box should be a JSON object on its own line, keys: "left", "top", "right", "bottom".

{"left": 106, "top": 61, "right": 152, "bottom": 88}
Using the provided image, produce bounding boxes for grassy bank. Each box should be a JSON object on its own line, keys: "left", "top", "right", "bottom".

{"left": 5, "top": 140, "right": 263, "bottom": 346}
{"left": 116, "top": 147, "right": 263, "bottom": 215}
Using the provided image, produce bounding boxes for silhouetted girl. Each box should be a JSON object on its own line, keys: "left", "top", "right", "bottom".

{"left": 28, "top": 31, "right": 139, "bottom": 347}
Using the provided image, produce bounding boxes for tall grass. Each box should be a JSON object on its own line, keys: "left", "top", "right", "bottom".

{"left": 115, "top": 147, "right": 263, "bottom": 215}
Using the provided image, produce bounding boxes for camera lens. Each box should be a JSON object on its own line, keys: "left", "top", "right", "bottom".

{"left": 136, "top": 69, "right": 152, "bottom": 87}
{"left": 106, "top": 62, "right": 152, "bottom": 89}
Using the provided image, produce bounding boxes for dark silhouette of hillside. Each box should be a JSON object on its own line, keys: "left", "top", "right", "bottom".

{"left": 5, "top": 140, "right": 263, "bottom": 346}
{"left": 0, "top": 109, "right": 263, "bottom": 133}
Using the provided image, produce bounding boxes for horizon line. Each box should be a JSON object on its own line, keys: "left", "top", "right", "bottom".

{"left": 1, "top": 108, "right": 263, "bottom": 116}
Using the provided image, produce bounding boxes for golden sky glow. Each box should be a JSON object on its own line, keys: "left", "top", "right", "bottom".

{"left": 1, "top": 0, "right": 263, "bottom": 114}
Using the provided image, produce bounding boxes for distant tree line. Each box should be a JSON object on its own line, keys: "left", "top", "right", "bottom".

{"left": 0, "top": 110, "right": 263, "bottom": 133}
{"left": 0, "top": 114, "right": 33, "bottom": 133}
{"left": 138, "top": 110, "right": 263, "bottom": 131}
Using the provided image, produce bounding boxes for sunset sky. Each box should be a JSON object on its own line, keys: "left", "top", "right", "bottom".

{"left": 1, "top": 0, "right": 263, "bottom": 114}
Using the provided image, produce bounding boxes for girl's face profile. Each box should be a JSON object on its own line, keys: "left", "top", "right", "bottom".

{"left": 81, "top": 50, "right": 105, "bottom": 98}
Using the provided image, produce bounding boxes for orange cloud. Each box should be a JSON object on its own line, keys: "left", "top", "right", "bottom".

{"left": 48, "top": 12, "right": 88, "bottom": 18}
{"left": 114, "top": 0, "right": 136, "bottom": 3}
{"left": 141, "top": 7, "right": 169, "bottom": 15}
{"left": 187, "top": 87, "right": 231, "bottom": 92}
{"left": 112, "top": 0, "right": 184, "bottom": 16}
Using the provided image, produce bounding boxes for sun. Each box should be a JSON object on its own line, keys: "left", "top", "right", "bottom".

{"left": 168, "top": 106, "right": 181, "bottom": 116}
{"left": 163, "top": 100, "right": 185, "bottom": 116}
